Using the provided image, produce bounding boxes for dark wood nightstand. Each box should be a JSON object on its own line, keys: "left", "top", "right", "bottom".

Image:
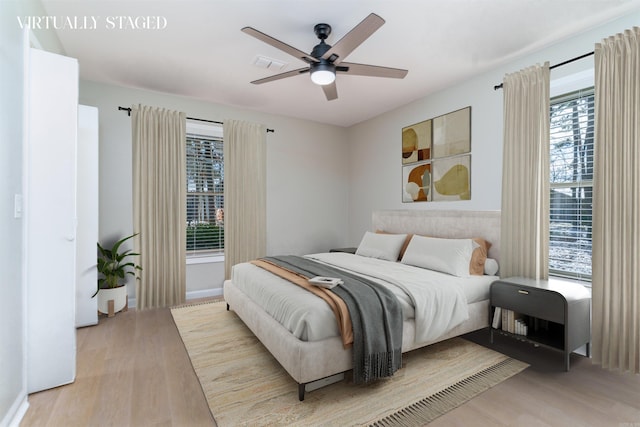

{"left": 490, "top": 276, "right": 591, "bottom": 371}
{"left": 329, "top": 247, "right": 357, "bottom": 254}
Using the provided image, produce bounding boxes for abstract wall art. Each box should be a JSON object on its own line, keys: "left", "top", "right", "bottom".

{"left": 402, "top": 161, "right": 431, "bottom": 202}
{"left": 433, "top": 106, "right": 471, "bottom": 158}
{"left": 402, "top": 106, "right": 471, "bottom": 203}
{"left": 402, "top": 119, "right": 431, "bottom": 164}
{"left": 432, "top": 154, "right": 471, "bottom": 201}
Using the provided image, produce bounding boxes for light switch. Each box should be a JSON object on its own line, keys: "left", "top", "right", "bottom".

{"left": 14, "top": 194, "right": 22, "bottom": 218}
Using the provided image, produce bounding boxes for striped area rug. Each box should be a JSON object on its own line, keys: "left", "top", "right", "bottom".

{"left": 171, "top": 301, "right": 527, "bottom": 426}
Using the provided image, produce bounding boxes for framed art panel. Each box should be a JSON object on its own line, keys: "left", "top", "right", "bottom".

{"left": 402, "top": 161, "right": 431, "bottom": 202}
{"left": 432, "top": 154, "right": 471, "bottom": 201}
{"left": 433, "top": 107, "right": 471, "bottom": 158}
{"left": 402, "top": 119, "right": 431, "bottom": 164}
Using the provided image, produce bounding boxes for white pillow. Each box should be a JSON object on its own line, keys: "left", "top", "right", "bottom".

{"left": 355, "top": 231, "right": 408, "bottom": 261}
{"left": 401, "top": 235, "right": 474, "bottom": 277}
{"left": 484, "top": 258, "right": 499, "bottom": 276}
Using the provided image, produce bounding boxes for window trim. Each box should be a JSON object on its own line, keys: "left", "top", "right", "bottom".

{"left": 186, "top": 254, "right": 224, "bottom": 265}
{"left": 187, "top": 120, "right": 223, "bottom": 139}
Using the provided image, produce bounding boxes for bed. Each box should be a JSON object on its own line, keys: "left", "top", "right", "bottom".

{"left": 223, "top": 209, "right": 501, "bottom": 400}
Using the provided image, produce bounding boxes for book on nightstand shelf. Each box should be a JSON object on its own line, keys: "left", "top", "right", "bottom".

{"left": 492, "top": 307, "right": 502, "bottom": 329}
{"left": 494, "top": 307, "right": 528, "bottom": 336}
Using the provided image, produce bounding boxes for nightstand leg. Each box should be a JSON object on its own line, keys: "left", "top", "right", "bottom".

{"left": 586, "top": 342, "right": 591, "bottom": 357}
{"left": 565, "top": 351, "right": 570, "bottom": 371}
{"left": 490, "top": 328, "right": 494, "bottom": 344}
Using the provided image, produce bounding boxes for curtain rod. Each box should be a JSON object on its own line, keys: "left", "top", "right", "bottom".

{"left": 493, "top": 51, "right": 595, "bottom": 91}
{"left": 117, "top": 106, "right": 275, "bottom": 133}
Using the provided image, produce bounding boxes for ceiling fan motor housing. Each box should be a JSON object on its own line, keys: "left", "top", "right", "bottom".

{"left": 311, "top": 23, "right": 332, "bottom": 59}
{"left": 310, "top": 60, "right": 336, "bottom": 75}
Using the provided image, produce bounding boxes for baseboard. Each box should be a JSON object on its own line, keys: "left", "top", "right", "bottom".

{"left": 186, "top": 288, "right": 223, "bottom": 300}
{"left": 127, "top": 288, "right": 222, "bottom": 309}
{"left": 2, "top": 393, "right": 29, "bottom": 427}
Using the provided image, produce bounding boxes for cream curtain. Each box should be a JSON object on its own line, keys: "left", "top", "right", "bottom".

{"left": 132, "top": 104, "right": 187, "bottom": 309}
{"left": 592, "top": 27, "right": 640, "bottom": 373}
{"left": 500, "top": 63, "right": 550, "bottom": 280}
{"left": 223, "top": 120, "right": 267, "bottom": 280}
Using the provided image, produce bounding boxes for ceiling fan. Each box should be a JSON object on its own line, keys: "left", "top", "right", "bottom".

{"left": 242, "top": 13, "right": 408, "bottom": 101}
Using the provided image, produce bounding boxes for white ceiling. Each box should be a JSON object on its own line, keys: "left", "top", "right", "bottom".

{"left": 41, "top": 0, "right": 640, "bottom": 127}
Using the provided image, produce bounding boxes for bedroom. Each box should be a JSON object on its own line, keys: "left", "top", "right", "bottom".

{"left": 1, "top": 0, "right": 640, "bottom": 425}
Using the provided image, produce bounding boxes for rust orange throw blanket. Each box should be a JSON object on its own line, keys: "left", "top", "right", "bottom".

{"left": 251, "top": 258, "right": 354, "bottom": 347}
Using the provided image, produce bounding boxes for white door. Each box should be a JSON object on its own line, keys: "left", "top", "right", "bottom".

{"left": 75, "top": 105, "right": 99, "bottom": 327}
{"left": 25, "top": 48, "right": 78, "bottom": 393}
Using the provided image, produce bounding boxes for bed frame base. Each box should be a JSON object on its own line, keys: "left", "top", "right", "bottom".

{"left": 227, "top": 300, "right": 343, "bottom": 401}
{"left": 299, "top": 372, "right": 345, "bottom": 401}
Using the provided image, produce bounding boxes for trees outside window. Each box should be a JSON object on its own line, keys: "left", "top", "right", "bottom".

{"left": 186, "top": 134, "right": 224, "bottom": 254}
{"left": 549, "top": 88, "right": 594, "bottom": 281}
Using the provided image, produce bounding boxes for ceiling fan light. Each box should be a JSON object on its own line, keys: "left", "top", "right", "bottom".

{"left": 310, "top": 63, "right": 336, "bottom": 85}
{"left": 311, "top": 70, "right": 335, "bottom": 85}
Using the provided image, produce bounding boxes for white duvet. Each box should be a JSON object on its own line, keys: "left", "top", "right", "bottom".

{"left": 231, "top": 252, "right": 497, "bottom": 345}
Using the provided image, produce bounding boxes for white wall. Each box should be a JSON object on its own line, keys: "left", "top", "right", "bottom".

{"left": 346, "top": 12, "right": 640, "bottom": 245}
{"left": 0, "top": 3, "right": 27, "bottom": 424}
{"left": 79, "top": 80, "right": 350, "bottom": 298}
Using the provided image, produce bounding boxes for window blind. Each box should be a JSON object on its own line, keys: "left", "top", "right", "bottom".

{"left": 549, "top": 88, "right": 594, "bottom": 282}
{"left": 186, "top": 134, "right": 224, "bottom": 255}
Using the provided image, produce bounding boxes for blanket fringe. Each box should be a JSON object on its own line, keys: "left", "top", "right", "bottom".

{"left": 359, "top": 348, "right": 403, "bottom": 383}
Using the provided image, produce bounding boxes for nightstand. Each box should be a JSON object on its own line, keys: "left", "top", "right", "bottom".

{"left": 490, "top": 276, "right": 591, "bottom": 371}
{"left": 329, "top": 247, "right": 357, "bottom": 254}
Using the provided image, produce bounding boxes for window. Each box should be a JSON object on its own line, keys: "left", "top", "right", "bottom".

{"left": 549, "top": 88, "right": 594, "bottom": 282}
{"left": 186, "top": 122, "right": 224, "bottom": 257}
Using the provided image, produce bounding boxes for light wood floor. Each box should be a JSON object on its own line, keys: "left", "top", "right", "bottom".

{"left": 22, "top": 304, "right": 215, "bottom": 427}
{"left": 436, "top": 330, "right": 640, "bottom": 427}
{"left": 22, "top": 301, "right": 640, "bottom": 427}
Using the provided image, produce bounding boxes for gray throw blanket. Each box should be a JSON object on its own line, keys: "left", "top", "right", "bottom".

{"left": 261, "top": 255, "right": 403, "bottom": 384}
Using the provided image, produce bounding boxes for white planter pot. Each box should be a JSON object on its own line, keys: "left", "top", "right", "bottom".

{"left": 97, "top": 286, "right": 128, "bottom": 316}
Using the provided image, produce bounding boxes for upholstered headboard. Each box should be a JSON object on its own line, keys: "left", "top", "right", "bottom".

{"left": 372, "top": 210, "right": 501, "bottom": 263}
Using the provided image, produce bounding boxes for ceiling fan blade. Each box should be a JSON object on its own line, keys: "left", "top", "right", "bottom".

{"left": 242, "top": 27, "right": 318, "bottom": 64}
{"left": 338, "top": 62, "right": 408, "bottom": 79}
{"left": 322, "top": 82, "right": 338, "bottom": 101}
{"left": 321, "top": 13, "right": 385, "bottom": 65}
{"left": 250, "top": 67, "right": 310, "bottom": 84}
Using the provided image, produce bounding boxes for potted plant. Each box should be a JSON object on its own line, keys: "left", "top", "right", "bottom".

{"left": 93, "top": 233, "right": 142, "bottom": 317}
